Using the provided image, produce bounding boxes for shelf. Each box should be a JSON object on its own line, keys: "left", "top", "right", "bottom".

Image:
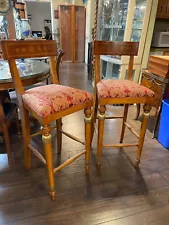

{"left": 102, "top": 26, "right": 125, "bottom": 29}
{"left": 100, "top": 55, "right": 122, "bottom": 65}
{"left": 132, "top": 28, "right": 142, "bottom": 30}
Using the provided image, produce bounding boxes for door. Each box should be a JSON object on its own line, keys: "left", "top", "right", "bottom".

{"left": 97, "top": 0, "right": 129, "bottom": 79}
{"left": 123, "top": 0, "right": 152, "bottom": 65}
{"left": 59, "top": 5, "right": 72, "bottom": 61}
{"left": 156, "top": 0, "right": 169, "bottom": 18}
{"left": 59, "top": 5, "right": 86, "bottom": 63}
{"left": 75, "top": 6, "right": 86, "bottom": 62}
{"left": 97, "top": 0, "right": 157, "bottom": 82}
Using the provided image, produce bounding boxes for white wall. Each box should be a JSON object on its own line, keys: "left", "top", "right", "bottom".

{"left": 26, "top": 2, "right": 51, "bottom": 34}
{"left": 85, "top": 0, "right": 95, "bottom": 63}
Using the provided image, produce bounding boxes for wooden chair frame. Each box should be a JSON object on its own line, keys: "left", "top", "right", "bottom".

{"left": 93, "top": 40, "right": 154, "bottom": 169}
{"left": 1, "top": 40, "right": 92, "bottom": 200}
{"left": 0, "top": 91, "right": 20, "bottom": 165}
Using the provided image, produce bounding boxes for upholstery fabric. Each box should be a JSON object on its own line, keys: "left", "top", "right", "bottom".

{"left": 97, "top": 80, "right": 154, "bottom": 99}
{"left": 22, "top": 84, "right": 93, "bottom": 117}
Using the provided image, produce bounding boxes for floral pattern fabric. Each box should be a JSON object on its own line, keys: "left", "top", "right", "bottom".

{"left": 22, "top": 84, "right": 93, "bottom": 117}
{"left": 97, "top": 80, "right": 154, "bottom": 99}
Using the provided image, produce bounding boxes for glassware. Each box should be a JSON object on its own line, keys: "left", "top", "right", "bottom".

{"left": 20, "top": 19, "right": 30, "bottom": 39}
{"left": 131, "top": 0, "right": 147, "bottom": 42}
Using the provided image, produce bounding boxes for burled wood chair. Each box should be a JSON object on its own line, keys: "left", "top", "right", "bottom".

{"left": 56, "top": 49, "right": 64, "bottom": 82}
{"left": 0, "top": 90, "right": 20, "bottom": 165}
{"left": 1, "top": 40, "right": 93, "bottom": 200}
{"left": 93, "top": 41, "right": 154, "bottom": 170}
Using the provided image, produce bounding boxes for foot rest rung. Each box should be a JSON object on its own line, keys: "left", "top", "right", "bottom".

{"left": 103, "top": 143, "right": 138, "bottom": 148}
{"left": 61, "top": 130, "right": 85, "bottom": 145}
{"left": 124, "top": 122, "right": 139, "bottom": 138}
{"left": 29, "top": 144, "right": 46, "bottom": 165}
{"left": 105, "top": 116, "right": 123, "bottom": 119}
{"left": 53, "top": 150, "right": 86, "bottom": 173}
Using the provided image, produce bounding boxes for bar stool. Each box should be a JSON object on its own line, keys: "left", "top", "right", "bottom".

{"left": 1, "top": 40, "right": 93, "bottom": 200}
{"left": 92, "top": 41, "right": 154, "bottom": 169}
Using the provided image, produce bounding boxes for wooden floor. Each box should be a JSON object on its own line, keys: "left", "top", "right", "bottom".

{"left": 1, "top": 63, "right": 169, "bottom": 225}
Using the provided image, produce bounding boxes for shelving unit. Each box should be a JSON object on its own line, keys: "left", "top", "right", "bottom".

{"left": 96, "top": 0, "right": 156, "bottom": 82}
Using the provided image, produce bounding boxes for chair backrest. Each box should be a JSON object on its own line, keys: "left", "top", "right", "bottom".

{"left": 93, "top": 40, "right": 139, "bottom": 84}
{"left": 56, "top": 49, "right": 64, "bottom": 82}
{"left": 0, "top": 40, "right": 58, "bottom": 96}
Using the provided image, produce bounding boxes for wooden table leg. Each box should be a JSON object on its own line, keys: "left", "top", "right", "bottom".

{"left": 134, "top": 104, "right": 140, "bottom": 120}
{"left": 152, "top": 106, "right": 161, "bottom": 138}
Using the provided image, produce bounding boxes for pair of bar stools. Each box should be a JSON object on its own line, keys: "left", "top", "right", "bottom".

{"left": 1, "top": 40, "right": 154, "bottom": 200}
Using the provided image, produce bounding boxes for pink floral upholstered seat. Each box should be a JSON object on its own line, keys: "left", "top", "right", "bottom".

{"left": 97, "top": 80, "right": 154, "bottom": 99}
{"left": 22, "top": 84, "right": 93, "bottom": 118}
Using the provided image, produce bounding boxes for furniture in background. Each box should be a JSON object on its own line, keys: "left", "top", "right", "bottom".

{"left": 87, "top": 42, "right": 93, "bottom": 79}
{"left": 0, "top": 90, "right": 19, "bottom": 165}
{"left": 0, "top": 60, "right": 50, "bottom": 90}
{"left": 15, "top": 2, "right": 26, "bottom": 19}
{"left": 94, "top": 0, "right": 157, "bottom": 82}
{"left": 150, "top": 47, "right": 169, "bottom": 56}
{"left": 156, "top": 0, "right": 169, "bottom": 19}
{"left": 59, "top": 5, "right": 86, "bottom": 63}
{"left": 1, "top": 40, "right": 93, "bottom": 200}
{"left": 136, "top": 56, "right": 169, "bottom": 137}
{"left": 92, "top": 41, "right": 154, "bottom": 169}
{"left": 56, "top": 49, "right": 64, "bottom": 82}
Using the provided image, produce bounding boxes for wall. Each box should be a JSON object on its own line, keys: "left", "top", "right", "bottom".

{"left": 26, "top": 1, "right": 51, "bottom": 34}
{"left": 85, "top": 0, "right": 95, "bottom": 63}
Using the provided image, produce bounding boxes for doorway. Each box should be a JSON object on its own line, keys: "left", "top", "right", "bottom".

{"left": 59, "top": 5, "right": 86, "bottom": 63}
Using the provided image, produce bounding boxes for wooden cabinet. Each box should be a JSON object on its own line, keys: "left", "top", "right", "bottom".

{"left": 59, "top": 5, "right": 86, "bottom": 63}
{"left": 156, "top": 0, "right": 169, "bottom": 19}
{"left": 136, "top": 56, "right": 169, "bottom": 137}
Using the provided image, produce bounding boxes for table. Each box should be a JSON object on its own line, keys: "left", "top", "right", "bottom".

{"left": 0, "top": 59, "right": 50, "bottom": 90}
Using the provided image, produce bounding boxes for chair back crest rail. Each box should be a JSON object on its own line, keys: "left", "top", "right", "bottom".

{"left": 0, "top": 40, "right": 59, "bottom": 96}
{"left": 93, "top": 41, "right": 139, "bottom": 84}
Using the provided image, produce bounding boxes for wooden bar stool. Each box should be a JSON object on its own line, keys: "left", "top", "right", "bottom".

{"left": 93, "top": 41, "right": 154, "bottom": 170}
{"left": 1, "top": 40, "right": 93, "bottom": 200}
{"left": 0, "top": 90, "right": 20, "bottom": 165}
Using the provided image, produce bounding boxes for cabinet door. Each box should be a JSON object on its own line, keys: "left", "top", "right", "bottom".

{"left": 156, "top": 0, "right": 168, "bottom": 18}
{"left": 75, "top": 6, "right": 86, "bottom": 62}
{"left": 59, "top": 5, "right": 72, "bottom": 61}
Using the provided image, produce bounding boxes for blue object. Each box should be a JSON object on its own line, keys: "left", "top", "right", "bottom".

{"left": 19, "top": 63, "right": 25, "bottom": 71}
{"left": 22, "top": 30, "right": 30, "bottom": 37}
{"left": 158, "top": 100, "right": 169, "bottom": 149}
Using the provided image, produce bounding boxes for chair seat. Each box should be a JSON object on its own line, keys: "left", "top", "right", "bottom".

{"left": 97, "top": 80, "right": 154, "bottom": 99}
{"left": 22, "top": 84, "right": 93, "bottom": 117}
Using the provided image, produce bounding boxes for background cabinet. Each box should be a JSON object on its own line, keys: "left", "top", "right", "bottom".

{"left": 59, "top": 5, "right": 86, "bottom": 63}
{"left": 156, "top": 0, "right": 169, "bottom": 19}
{"left": 96, "top": 0, "right": 158, "bottom": 82}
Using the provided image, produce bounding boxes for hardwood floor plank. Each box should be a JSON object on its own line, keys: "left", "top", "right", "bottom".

{"left": 0, "top": 63, "right": 169, "bottom": 225}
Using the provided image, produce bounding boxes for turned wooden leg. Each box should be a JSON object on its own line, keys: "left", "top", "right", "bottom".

{"left": 152, "top": 106, "right": 161, "bottom": 138}
{"left": 42, "top": 125, "right": 56, "bottom": 200}
{"left": 91, "top": 93, "right": 98, "bottom": 144}
{"left": 15, "top": 109, "right": 21, "bottom": 135}
{"left": 135, "top": 104, "right": 141, "bottom": 120}
{"left": 56, "top": 119, "right": 62, "bottom": 154}
{"left": 135, "top": 104, "right": 151, "bottom": 167}
{"left": 2, "top": 123, "right": 12, "bottom": 165}
{"left": 84, "top": 108, "right": 92, "bottom": 174}
{"left": 97, "top": 105, "right": 106, "bottom": 170}
{"left": 120, "top": 104, "right": 129, "bottom": 143}
{"left": 20, "top": 107, "right": 31, "bottom": 171}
